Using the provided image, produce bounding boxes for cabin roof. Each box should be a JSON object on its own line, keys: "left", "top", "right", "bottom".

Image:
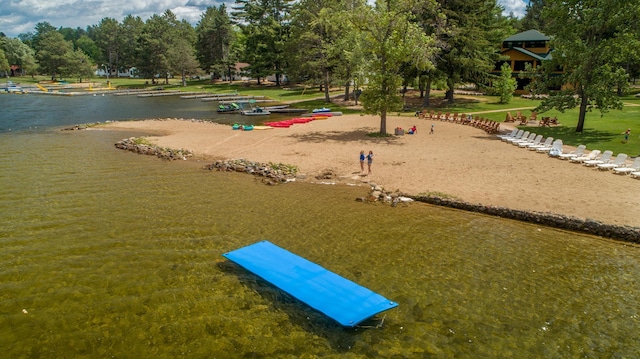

{"left": 504, "top": 29, "right": 550, "bottom": 42}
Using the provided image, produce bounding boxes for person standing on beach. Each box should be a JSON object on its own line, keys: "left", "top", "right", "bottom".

{"left": 359, "top": 150, "right": 366, "bottom": 173}
{"left": 430, "top": 124, "right": 434, "bottom": 134}
{"left": 367, "top": 150, "right": 374, "bottom": 175}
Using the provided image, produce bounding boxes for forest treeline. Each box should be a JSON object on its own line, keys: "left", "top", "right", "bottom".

{"left": 1, "top": 0, "right": 638, "bottom": 133}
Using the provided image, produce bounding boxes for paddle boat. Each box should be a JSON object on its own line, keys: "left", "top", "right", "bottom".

{"left": 232, "top": 124, "right": 254, "bottom": 131}
{"left": 312, "top": 107, "right": 331, "bottom": 113}
{"left": 218, "top": 103, "right": 240, "bottom": 113}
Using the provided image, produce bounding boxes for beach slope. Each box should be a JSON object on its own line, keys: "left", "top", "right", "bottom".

{"left": 101, "top": 115, "right": 640, "bottom": 228}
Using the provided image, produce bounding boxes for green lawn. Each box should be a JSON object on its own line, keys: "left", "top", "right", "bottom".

{"left": 407, "top": 93, "right": 639, "bottom": 156}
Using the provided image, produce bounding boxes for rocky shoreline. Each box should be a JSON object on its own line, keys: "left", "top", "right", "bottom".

{"left": 411, "top": 195, "right": 640, "bottom": 244}
{"left": 203, "top": 158, "right": 299, "bottom": 186}
{"left": 113, "top": 139, "right": 640, "bottom": 244}
{"left": 115, "top": 137, "right": 193, "bottom": 160}
{"left": 204, "top": 157, "right": 640, "bottom": 244}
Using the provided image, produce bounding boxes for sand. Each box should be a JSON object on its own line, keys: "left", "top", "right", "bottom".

{"left": 100, "top": 115, "right": 640, "bottom": 228}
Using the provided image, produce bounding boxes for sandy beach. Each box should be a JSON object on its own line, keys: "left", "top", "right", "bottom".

{"left": 100, "top": 114, "right": 640, "bottom": 228}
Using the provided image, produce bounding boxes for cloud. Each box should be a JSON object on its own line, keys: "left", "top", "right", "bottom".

{"left": 0, "top": 0, "right": 232, "bottom": 38}
{"left": 498, "top": 0, "right": 529, "bottom": 18}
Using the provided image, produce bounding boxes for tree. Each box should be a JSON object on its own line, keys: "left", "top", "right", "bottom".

{"left": 75, "top": 35, "right": 101, "bottom": 63}
{"left": 495, "top": 62, "right": 517, "bottom": 103}
{"left": 36, "top": 31, "right": 73, "bottom": 80}
{"left": 412, "top": 0, "right": 448, "bottom": 108}
{"left": 232, "top": 0, "right": 294, "bottom": 86}
{"left": 31, "top": 22, "right": 58, "bottom": 51}
{"left": 119, "top": 15, "right": 144, "bottom": 74}
{"left": 287, "top": 0, "right": 352, "bottom": 101}
{"left": 520, "top": 0, "right": 547, "bottom": 32}
{"left": 1, "top": 37, "right": 37, "bottom": 76}
{"left": 138, "top": 11, "right": 176, "bottom": 83}
{"left": 137, "top": 11, "right": 196, "bottom": 84}
{"left": 352, "top": 0, "right": 437, "bottom": 135}
{"left": 94, "top": 18, "right": 121, "bottom": 76}
{"left": 58, "top": 27, "right": 84, "bottom": 43}
{"left": 433, "top": 0, "right": 510, "bottom": 104}
{"left": 0, "top": 48, "right": 9, "bottom": 77}
{"left": 168, "top": 39, "right": 200, "bottom": 86}
{"left": 196, "top": 5, "right": 235, "bottom": 80}
{"left": 172, "top": 19, "right": 197, "bottom": 84}
{"left": 61, "top": 49, "right": 94, "bottom": 82}
{"left": 532, "top": 0, "right": 638, "bottom": 133}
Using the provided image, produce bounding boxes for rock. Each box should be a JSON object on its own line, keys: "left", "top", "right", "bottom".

{"left": 409, "top": 194, "right": 640, "bottom": 243}
{"left": 204, "top": 158, "right": 298, "bottom": 186}
{"left": 114, "top": 137, "right": 193, "bottom": 161}
{"left": 315, "top": 169, "right": 337, "bottom": 180}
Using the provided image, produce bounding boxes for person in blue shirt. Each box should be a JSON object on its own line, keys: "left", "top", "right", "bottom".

{"left": 367, "top": 150, "right": 374, "bottom": 175}
{"left": 359, "top": 150, "right": 366, "bottom": 173}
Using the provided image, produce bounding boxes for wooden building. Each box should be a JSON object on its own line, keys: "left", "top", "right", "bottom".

{"left": 493, "top": 29, "right": 556, "bottom": 93}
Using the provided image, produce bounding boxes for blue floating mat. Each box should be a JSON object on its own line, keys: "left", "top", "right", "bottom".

{"left": 222, "top": 240, "right": 398, "bottom": 327}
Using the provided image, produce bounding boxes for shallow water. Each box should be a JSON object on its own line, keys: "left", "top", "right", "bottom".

{"left": 0, "top": 98, "right": 639, "bottom": 358}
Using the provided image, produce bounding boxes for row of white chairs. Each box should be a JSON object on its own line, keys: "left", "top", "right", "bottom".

{"left": 497, "top": 129, "right": 640, "bottom": 178}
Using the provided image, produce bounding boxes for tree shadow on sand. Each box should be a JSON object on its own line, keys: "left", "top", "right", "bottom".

{"left": 290, "top": 127, "right": 406, "bottom": 145}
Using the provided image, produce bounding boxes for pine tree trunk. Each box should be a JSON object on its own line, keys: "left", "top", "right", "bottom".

{"left": 422, "top": 77, "right": 432, "bottom": 108}
{"left": 380, "top": 108, "right": 387, "bottom": 135}
{"left": 344, "top": 81, "right": 350, "bottom": 101}
{"left": 446, "top": 78, "right": 455, "bottom": 103}
{"left": 323, "top": 69, "right": 330, "bottom": 103}
{"left": 576, "top": 93, "right": 587, "bottom": 133}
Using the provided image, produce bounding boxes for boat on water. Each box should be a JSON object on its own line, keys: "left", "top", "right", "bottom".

{"left": 217, "top": 103, "right": 240, "bottom": 113}
{"left": 241, "top": 107, "right": 271, "bottom": 116}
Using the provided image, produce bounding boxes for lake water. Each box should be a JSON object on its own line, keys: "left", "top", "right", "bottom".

{"left": 1, "top": 92, "right": 639, "bottom": 358}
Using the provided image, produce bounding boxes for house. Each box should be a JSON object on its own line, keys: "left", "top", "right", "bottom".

{"left": 493, "top": 29, "right": 557, "bottom": 93}
{"left": 10, "top": 65, "right": 22, "bottom": 77}
{"left": 94, "top": 66, "right": 138, "bottom": 78}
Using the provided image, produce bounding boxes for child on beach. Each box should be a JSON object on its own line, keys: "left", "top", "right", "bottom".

{"left": 359, "top": 150, "right": 365, "bottom": 173}
{"left": 430, "top": 123, "right": 434, "bottom": 134}
{"left": 623, "top": 128, "right": 631, "bottom": 143}
{"left": 367, "top": 150, "right": 374, "bottom": 175}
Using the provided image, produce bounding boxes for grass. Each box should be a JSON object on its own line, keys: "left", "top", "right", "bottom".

{"left": 474, "top": 102, "right": 639, "bottom": 156}
{"left": 406, "top": 92, "right": 639, "bottom": 156}
{"left": 517, "top": 106, "right": 639, "bottom": 156}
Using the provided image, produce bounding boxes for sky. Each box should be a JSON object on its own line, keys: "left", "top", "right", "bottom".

{"left": 0, "top": 0, "right": 529, "bottom": 39}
